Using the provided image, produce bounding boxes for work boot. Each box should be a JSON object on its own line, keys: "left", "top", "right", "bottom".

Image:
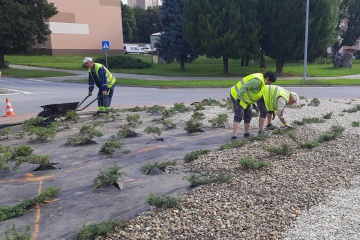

{"left": 258, "top": 131, "right": 268, "bottom": 137}
{"left": 231, "top": 136, "right": 237, "bottom": 140}
{"left": 243, "top": 133, "right": 251, "bottom": 138}
{"left": 266, "top": 124, "right": 277, "bottom": 130}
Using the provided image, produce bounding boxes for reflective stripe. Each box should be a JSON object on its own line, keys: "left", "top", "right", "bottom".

{"left": 272, "top": 86, "right": 279, "bottom": 109}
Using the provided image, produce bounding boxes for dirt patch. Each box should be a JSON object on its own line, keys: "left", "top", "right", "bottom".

{"left": 0, "top": 107, "right": 232, "bottom": 239}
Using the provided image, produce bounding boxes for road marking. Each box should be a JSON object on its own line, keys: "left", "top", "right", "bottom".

{"left": 0, "top": 88, "right": 34, "bottom": 95}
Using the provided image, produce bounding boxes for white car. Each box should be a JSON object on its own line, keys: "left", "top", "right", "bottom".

{"left": 139, "top": 47, "right": 152, "bottom": 54}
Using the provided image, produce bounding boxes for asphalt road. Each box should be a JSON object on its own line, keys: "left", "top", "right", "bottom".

{"left": 0, "top": 76, "right": 359, "bottom": 115}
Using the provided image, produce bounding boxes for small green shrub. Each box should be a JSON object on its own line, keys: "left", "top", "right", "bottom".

{"left": 209, "top": 113, "right": 228, "bottom": 128}
{"left": 27, "top": 124, "right": 58, "bottom": 142}
{"left": 191, "top": 111, "right": 205, "bottom": 120}
{"left": 146, "top": 193, "right": 181, "bottom": 209}
{"left": 22, "top": 117, "right": 46, "bottom": 130}
{"left": 141, "top": 160, "right": 177, "bottom": 174}
{"left": 144, "top": 126, "right": 162, "bottom": 140}
{"left": 64, "top": 110, "right": 79, "bottom": 123}
{"left": 342, "top": 104, "right": 360, "bottom": 113}
{"left": 162, "top": 107, "right": 176, "bottom": 118}
{"left": 93, "top": 163, "right": 126, "bottom": 188}
{"left": 14, "top": 154, "right": 51, "bottom": 169}
{"left": 125, "top": 106, "right": 148, "bottom": 112}
{"left": 220, "top": 97, "right": 233, "bottom": 110}
{"left": 173, "top": 103, "right": 187, "bottom": 112}
{"left": 307, "top": 98, "right": 320, "bottom": 107}
{"left": 272, "top": 128, "right": 291, "bottom": 135}
{"left": 116, "top": 126, "right": 138, "bottom": 138}
{"left": 94, "top": 113, "right": 116, "bottom": 122}
{"left": 201, "top": 98, "right": 221, "bottom": 106}
{"left": 4, "top": 225, "right": 31, "bottom": 240}
{"left": 184, "top": 120, "right": 203, "bottom": 133}
{"left": 220, "top": 139, "right": 248, "bottom": 150}
{"left": 352, "top": 121, "right": 360, "bottom": 127}
{"left": 94, "top": 55, "right": 152, "bottom": 69}
{"left": 0, "top": 186, "right": 59, "bottom": 222}
{"left": 126, "top": 114, "right": 141, "bottom": 126}
{"left": 318, "top": 125, "right": 344, "bottom": 143}
{"left": 239, "top": 156, "right": 271, "bottom": 170}
{"left": 67, "top": 124, "right": 103, "bottom": 145}
{"left": 0, "top": 127, "right": 12, "bottom": 138}
{"left": 322, "top": 112, "right": 333, "bottom": 119}
{"left": 160, "top": 120, "right": 176, "bottom": 129}
{"left": 99, "top": 139, "right": 124, "bottom": 156}
{"left": 184, "top": 149, "right": 211, "bottom": 163}
{"left": 187, "top": 172, "right": 233, "bottom": 187}
{"left": 293, "top": 117, "right": 326, "bottom": 125}
{"left": 74, "top": 220, "right": 127, "bottom": 240}
{"left": 148, "top": 105, "right": 166, "bottom": 114}
{"left": 11, "top": 146, "right": 33, "bottom": 158}
{"left": 299, "top": 140, "right": 319, "bottom": 149}
{"left": 263, "top": 142, "right": 293, "bottom": 156}
{"left": 194, "top": 102, "right": 205, "bottom": 111}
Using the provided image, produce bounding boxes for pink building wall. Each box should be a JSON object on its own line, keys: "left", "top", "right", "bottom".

{"left": 34, "top": 0, "right": 124, "bottom": 55}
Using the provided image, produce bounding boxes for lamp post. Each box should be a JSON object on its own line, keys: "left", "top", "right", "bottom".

{"left": 153, "top": 23, "right": 157, "bottom": 34}
{"left": 303, "top": 0, "right": 309, "bottom": 81}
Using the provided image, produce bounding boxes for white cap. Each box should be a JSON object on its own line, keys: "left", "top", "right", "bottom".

{"left": 290, "top": 92, "right": 299, "bottom": 105}
{"left": 82, "top": 57, "right": 93, "bottom": 63}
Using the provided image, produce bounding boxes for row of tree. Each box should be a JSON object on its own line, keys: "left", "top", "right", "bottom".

{"left": 121, "top": 3, "right": 162, "bottom": 43}
{"left": 156, "top": 0, "right": 360, "bottom": 74}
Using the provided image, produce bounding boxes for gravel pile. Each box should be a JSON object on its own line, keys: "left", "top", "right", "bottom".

{"left": 105, "top": 98, "right": 360, "bottom": 239}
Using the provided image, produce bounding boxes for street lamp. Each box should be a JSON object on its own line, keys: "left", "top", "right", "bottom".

{"left": 303, "top": 0, "right": 309, "bottom": 81}
{"left": 153, "top": 23, "right": 157, "bottom": 34}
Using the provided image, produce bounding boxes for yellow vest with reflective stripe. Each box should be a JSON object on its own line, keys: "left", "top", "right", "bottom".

{"left": 230, "top": 73, "right": 266, "bottom": 108}
{"left": 263, "top": 85, "right": 290, "bottom": 112}
{"left": 88, "top": 63, "right": 116, "bottom": 88}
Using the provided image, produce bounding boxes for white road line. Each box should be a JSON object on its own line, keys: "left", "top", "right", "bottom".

{"left": 1, "top": 88, "right": 34, "bottom": 95}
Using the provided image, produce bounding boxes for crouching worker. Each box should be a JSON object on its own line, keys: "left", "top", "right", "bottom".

{"left": 262, "top": 85, "right": 299, "bottom": 129}
{"left": 82, "top": 57, "right": 116, "bottom": 114}
{"left": 230, "top": 71, "right": 276, "bottom": 140}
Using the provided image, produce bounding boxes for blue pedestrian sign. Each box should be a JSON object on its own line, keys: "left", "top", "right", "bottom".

{"left": 102, "top": 41, "right": 110, "bottom": 50}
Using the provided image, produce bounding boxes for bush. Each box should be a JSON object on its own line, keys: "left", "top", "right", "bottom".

{"left": 74, "top": 220, "right": 127, "bottom": 240}
{"left": 141, "top": 160, "right": 177, "bottom": 174}
{"left": 191, "top": 111, "right": 205, "bottom": 120}
{"left": 4, "top": 225, "right": 31, "bottom": 240}
{"left": 239, "top": 156, "right": 271, "bottom": 170}
{"left": 93, "top": 163, "right": 126, "bottom": 188}
{"left": 99, "top": 139, "right": 124, "bottom": 156}
{"left": 146, "top": 193, "right": 181, "bottom": 209}
{"left": 116, "top": 126, "right": 138, "bottom": 138}
{"left": 126, "top": 114, "right": 141, "bottom": 126}
{"left": 144, "top": 126, "right": 162, "bottom": 140}
{"left": 160, "top": 120, "right": 176, "bottom": 129}
{"left": 184, "top": 120, "right": 203, "bottom": 133}
{"left": 263, "top": 142, "right": 293, "bottom": 156}
{"left": 187, "top": 172, "right": 233, "bottom": 187}
{"left": 219, "top": 139, "right": 248, "bottom": 150}
{"left": 94, "top": 55, "right": 152, "bottom": 69}
{"left": 209, "top": 113, "right": 228, "bottom": 128}
{"left": 184, "top": 149, "right": 211, "bottom": 163}
{"left": 173, "top": 103, "right": 187, "bottom": 112}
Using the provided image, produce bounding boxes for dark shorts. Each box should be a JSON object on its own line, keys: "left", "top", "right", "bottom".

{"left": 256, "top": 96, "right": 268, "bottom": 118}
{"left": 230, "top": 94, "right": 252, "bottom": 123}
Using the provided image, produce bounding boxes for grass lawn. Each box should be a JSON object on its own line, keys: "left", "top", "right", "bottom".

{"left": 5, "top": 54, "right": 360, "bottom": 78}
{"left": 1, "top": 68, "right": 76, "bottom": 78}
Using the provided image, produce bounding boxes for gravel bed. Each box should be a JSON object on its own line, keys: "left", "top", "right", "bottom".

{"left": 105, "top": 97, "right": 360, "bottom": 239}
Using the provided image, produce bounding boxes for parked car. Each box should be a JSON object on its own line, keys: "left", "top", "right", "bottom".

{"left": 124, "top": 46, "right": 145, "bottom": 54}
{"left": 139, "top": 47, "right": 152, "bottom": 54}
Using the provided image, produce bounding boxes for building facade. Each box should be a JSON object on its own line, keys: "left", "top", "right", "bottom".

{"left": 33, "top": 0, "right": 124, "bottom": 55}
{"left": 126, "top": 0, "right": 159, "bottom": 9}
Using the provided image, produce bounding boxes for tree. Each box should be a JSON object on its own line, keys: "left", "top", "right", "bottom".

{"left": 239, "top": 0, "right": 261, "bottom": 66}
{"left": 258, "top": 0, "right": 340, "bottom": 73}
{"left": 184, "top": 0, "right": 248, "bottom": 74}
{"left": 0, "top": 0, "right": 58, "bottom": 68}
{"left": 133, "top": 6, "right": 162, "bottom": 43}
{"left": 156, "top": 0, "right": 197, "bottom": 71}
{"left": 332, "top": 0, "right": 360, "bottom": 59}
{"left": 121, "top": 2, "right": 136, "bottom": 42}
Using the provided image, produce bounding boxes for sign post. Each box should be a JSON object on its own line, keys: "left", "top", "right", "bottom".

{"left": 102, "top": 41, "right": 110, "bottom": 69}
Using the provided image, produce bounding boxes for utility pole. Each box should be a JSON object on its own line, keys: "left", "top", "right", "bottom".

{"left": 303, "top": 0, "right": 309, "bottom": 81}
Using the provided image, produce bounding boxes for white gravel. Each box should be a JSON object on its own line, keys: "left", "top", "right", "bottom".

{"left": 106, "top": 97, "right": 360, "bottom": 239}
